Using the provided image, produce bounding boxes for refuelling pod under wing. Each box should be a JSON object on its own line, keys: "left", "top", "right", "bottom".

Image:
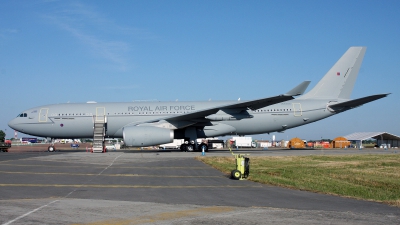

{"left": 123, "top": 126, "right": 174, "bottom": 147}
{"left": 198, "top": 123, "right": 237, "bottom": 137}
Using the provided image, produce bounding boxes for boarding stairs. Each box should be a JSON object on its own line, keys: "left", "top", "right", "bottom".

{"left": 92, "top": 116, "right": 106, "bottom": 153}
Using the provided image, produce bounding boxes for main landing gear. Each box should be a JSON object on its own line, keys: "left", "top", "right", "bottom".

{"left": 180, "top": 127, "right": 208, "bottom": 152}
{"left": 180, "top": 142, "right": 208, "bottom": 152}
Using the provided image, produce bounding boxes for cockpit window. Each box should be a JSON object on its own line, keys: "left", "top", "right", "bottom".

{"left": 17, "top": 113, "right": 27, "bottom": 118}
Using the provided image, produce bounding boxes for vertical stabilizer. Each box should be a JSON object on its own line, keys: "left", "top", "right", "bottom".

{"left": 299, "top": 47, "right": 366, "bottom": 100}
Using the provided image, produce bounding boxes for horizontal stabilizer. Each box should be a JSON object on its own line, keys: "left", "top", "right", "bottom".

{"left": 328, "top": 94, "right": 390, "bottom": 112}
{"left": 284, "top": 81, "right": 311, "bottom": 96}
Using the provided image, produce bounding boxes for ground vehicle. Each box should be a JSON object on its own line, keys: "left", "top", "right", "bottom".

{"left": 0, "top": 130, "right": 11, "bottom": 152}
{"left": 232, "top": 137, "right": 256, "bottom": 148}
{"left": 21, "top": 137, "right": 37, "bottom": 143}
{"left": 159, "top": 139, "right": 184, "bottom": 149}
{"left": 0, "top": 140, "right": 12, "bottom": 152}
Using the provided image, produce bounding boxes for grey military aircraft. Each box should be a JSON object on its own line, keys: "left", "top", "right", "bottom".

{"left": 8, "top": 47, "right": 388, "bottom": 152}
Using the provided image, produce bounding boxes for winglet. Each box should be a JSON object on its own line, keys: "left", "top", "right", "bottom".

{"left": 284, "top": 81, "right": 311, "bottom": 96}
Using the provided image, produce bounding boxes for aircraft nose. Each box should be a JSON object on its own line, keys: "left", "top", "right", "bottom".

{"left": 8, "top": 118, "right": 17, "bottom": 130}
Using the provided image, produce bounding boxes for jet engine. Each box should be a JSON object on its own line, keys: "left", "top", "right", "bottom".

{"left": 123, "top": 126, "right": 174, "bottom": 147}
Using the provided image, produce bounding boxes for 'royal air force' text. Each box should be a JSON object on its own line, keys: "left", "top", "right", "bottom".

{"left": 128, "top": 105, "right": 195, "bottom": 112}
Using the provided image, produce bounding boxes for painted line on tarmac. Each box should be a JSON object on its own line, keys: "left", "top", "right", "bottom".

{"left": 0, "top": 198, "right": 60, "bottom": 203}
{"left": 2, "top": 200, "right": 59, "bottom": 225}
{"left": 0, "top": 171, "right": 223, "bottom": 178}
{"left": 0, "top": 184, "right": 263, "bottom": 188}
{"left": 98, "top": 154, "right": 122, "bottom": 175}
{"left": 0, "top": 164, "right": 213, "bottom": 169}
{"left": 115, "top": 166, "right": 214, "bottom": 169}
{"left": 64, "top": 153, "right": 124, "bottom": 199}
{"left": 0, "top": 164, "right": 93, "bottom": 168}
{"left": 1, "top": 154, "right": 125, "bottom": 225}
{"left": 71, "top": 206, "right": 236, "bottom": 225}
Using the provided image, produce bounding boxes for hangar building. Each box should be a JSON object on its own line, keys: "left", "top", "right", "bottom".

{"left": 344, "top": 132, "right": 400, "bottom": 148}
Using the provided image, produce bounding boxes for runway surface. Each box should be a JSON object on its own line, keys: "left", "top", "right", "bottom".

{"left": 0, "top": 149, "right": 399, "bottom": 224}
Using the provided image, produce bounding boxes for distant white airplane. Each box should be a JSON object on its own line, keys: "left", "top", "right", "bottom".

{"left": 8, "top": 47, "right": 388, "bottom": 152}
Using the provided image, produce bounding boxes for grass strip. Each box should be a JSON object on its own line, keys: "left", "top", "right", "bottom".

{"left": 197, "top": 154, "right": 400, "bottom": 207}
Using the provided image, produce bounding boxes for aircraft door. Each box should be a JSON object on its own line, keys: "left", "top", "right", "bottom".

{"left": 95, "top": 107, "right": 106, "bottom": 122}
{"left": 39, "top": 108, "right": 49, "bottom": 122}
{"left": 292, "top": 103, "right": 302, "bottom": 116}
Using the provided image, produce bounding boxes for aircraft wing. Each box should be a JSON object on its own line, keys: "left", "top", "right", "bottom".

{"left": 223, "top": 81, "right": 310, "bottom": 110}
{"left": 130, "top": 81, "right": 310, "bottom": 126}
{"left": 328, "top": 93, "right": 390, "bottom": 112}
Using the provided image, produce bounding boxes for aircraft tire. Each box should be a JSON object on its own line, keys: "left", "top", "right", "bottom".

{"left": 48, "top": 146, "right": 55, "bottom": 152}
{"left": 186, "top": 144, "right": 194, "bottom": 152}
{"left": 180, "top": 144, "right": 186, "bottom": 152}
{"left": 231, "top": 170, "right": 241, "bottom": 180}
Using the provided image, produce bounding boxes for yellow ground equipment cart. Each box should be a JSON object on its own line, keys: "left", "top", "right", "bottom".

{"left": 229, "top": 148, "right": 250, "bottom": 180}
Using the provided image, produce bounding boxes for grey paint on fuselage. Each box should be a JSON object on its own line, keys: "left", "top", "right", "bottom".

{"left": 8, "top": 47, "right": 389, "bottom": 144}
{"left": 7, "top": 99, "right": 338, "bottom": 138}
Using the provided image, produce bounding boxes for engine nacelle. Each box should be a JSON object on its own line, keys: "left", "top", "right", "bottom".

{"left": 123, "top": 126, "right": 174, "bottom": 147}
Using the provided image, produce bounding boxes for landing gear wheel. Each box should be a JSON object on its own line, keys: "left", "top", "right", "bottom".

{"left": 48, "top": 146, "right": 55, "bottom": 152}
{"left": 231, "top": 170, "right": 241, "bottom": 180}
{"left": 180, "top": 144, "right": 187, "bottom": 152}
{"left": 186, "top": 144, "right": 194, "bottom": 152}
{"left": 199, "top": 144, "right": 208, "bottom": 152}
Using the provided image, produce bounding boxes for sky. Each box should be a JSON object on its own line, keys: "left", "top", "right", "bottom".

{"left": 1, "top": 0, "right": 399, "bottom": 141}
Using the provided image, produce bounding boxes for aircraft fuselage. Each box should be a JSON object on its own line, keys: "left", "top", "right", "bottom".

{"left": 9, "top": 99, "right": 333, "bottom": 139}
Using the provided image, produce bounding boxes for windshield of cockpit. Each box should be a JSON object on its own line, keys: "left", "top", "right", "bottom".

{"left": 17, "top": 113, "right": 27, "bottom": 118}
